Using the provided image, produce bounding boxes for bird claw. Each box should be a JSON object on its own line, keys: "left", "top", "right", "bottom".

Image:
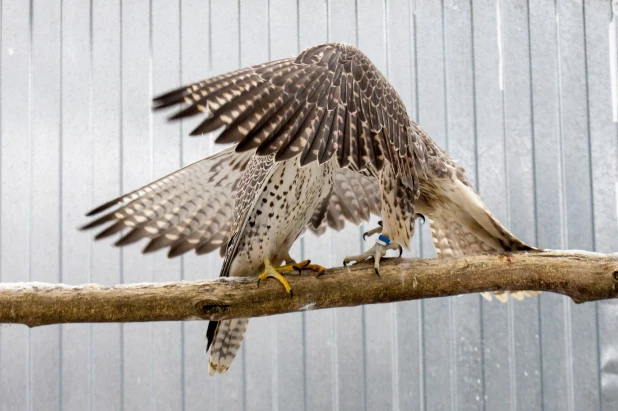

{"left": 289, "top": 259, "right": 326, "bottom": 277}
{"left": 416, "top": 213, "right": 426, "bottom": 224}
{"left": 362, "top": 221, "right": 383, "bottom": 241}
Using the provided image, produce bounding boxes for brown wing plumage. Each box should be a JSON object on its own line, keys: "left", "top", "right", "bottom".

{"left": 308, "top": 167, "right": 381, "bottom": 235}
{"left": 81, "top": 146, "right": 253, "bottom": 258}
{"left": 82, "top": 146, "right": 382, "bottom": 258}
{"left": 153, "top": 43, "right": 428, "bottom": 197}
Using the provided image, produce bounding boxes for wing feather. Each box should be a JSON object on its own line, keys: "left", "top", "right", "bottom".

{"left": 83, "top": 146, "right": 381, "bottom": 258}
{"left": 154, "top": 43, "right": 428, "bottom": 199}
{"left": 81, "top": 146, "right": 252, "bottom": 258}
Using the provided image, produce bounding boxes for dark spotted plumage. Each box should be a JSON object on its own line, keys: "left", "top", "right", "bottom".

{"left": 84, "top": 42, "right": 540, "bottom": 376}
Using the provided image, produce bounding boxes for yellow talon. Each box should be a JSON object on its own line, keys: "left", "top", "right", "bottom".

{"left": 256, "top": 258, "right": 326, "bottom": 297}
{"left": 257, "top": 257, "right": 293, "bottom": 297}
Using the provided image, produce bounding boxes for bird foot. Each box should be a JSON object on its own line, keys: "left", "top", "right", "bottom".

{"left": 256, "top": 258, "right": 326, "bottom": 298}
{"left": 343, "top": 235, "right": 402, "bottom": 277}
{"left": 257, "top": 257, "right": 294, "bottom": 298}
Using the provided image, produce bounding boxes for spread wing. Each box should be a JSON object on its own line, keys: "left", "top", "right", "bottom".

{"left": 153, "top": 43, "right": 428, "bottom": 196}
{"left": 82, "top": 146, "right": 381, "bottom": 258}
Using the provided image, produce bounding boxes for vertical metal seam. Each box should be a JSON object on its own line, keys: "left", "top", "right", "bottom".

{"left": 236, "top": 3, "right": 247, "bottom": 411}
{"left": 88, "top": 1, "right": 94, "bottom": 409}
{"left": 554, "top": 1, "right": 575, "bottom": 410}
{"left": 468, "top": 1, "right": 487, "bottom": 409}
{"left": 0, "top": 0, "right": 4, "bottom": 398}
{"left": 440, "top": 1, "right": 458, "bottom": 409}
{"left": 265, "top": 3, "right": 279, "bottom": 410}
{"left": 384, "top": 2, "right": 401, "bottom": 408}
{"left": 207, "top": 2, "right": 218, "bottom": 407}
{"left": 409, "top": 2, "right": 426, "bottom": 409}
{"left": 177, "top": 2, "right": 186, "bottom": 411}
{"left": 496, "top": 1, "right": 517, "bottom": 409}
{"left": 58, "top": 1, "right": 65, "bottom": 409}
{"left": 356, "top": 3, "right": 367, "bottom": 404}
{"left": 580, "top": 2, "right": 602, "bottom": 409}
{"left": 581, "top": 0, "right": 596, "bottom": 255}
{"left": 524, "top": 1, "right": 545, "bottom": 409}
{"left": 27, "top": 1, "right": 33, "bottom": 408}
{"left": 325, "top": 5, "right": 340, "bottom": 408}
{"left": 118, "top": 3, "right": 125, "bottom": 411}
{"left": 148, "top": 1, "right": 155, "bottom": 409}
{"left": 295, "top": 2, "right": 307, "bottom": 408}
{"left": 525, "top": 3, "right": 543, "bottom": 410}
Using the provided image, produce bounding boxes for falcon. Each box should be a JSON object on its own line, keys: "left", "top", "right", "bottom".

{"left": 83, "top": 43, "right": 539, "bottom": 375}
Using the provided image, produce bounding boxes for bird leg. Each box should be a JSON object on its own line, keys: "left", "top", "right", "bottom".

{"left": 362, "top": 214, "right": 425, "bottom": 242}
{"left": 343, "top": 234, "right": 402, "bottom": 277}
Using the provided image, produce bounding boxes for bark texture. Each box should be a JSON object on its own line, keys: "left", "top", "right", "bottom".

{"left": 1, "top": 250, "right": 617, "bottom": 328}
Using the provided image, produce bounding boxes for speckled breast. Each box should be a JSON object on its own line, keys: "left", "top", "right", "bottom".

{"left": 228, "top": 156, "right": 335, "bottom": 277}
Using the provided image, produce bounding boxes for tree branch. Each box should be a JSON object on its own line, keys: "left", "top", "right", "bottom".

{"left": 1, "top": 250, "right": 617, "bottom": 328}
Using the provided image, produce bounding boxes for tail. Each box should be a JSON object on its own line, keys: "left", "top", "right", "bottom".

{"left": 428, "top": 177, "right": 540, "bottom": 303}
{"left": 206, "top": 319, "right": 249, "bottom": 375}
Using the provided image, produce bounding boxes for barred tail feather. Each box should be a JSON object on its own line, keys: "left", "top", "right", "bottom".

{"left": 207, "top": 319, "right": 249, "bottom": 375}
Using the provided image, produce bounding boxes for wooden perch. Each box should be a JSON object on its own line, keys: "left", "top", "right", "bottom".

{"left": 1, "top": 250, "right": 617, "bottom": 328}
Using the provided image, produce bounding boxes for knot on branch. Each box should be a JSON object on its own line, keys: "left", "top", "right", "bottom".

{"left": 197, "top": 301, "right": 231, "bottom": 317}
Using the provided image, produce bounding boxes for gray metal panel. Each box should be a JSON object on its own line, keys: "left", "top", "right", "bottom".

{"left": 180, "top": 2, "right": 215, "bottom": 410}
{"left": 556, "top": 1, "right": 601, "bottom": 410}
{"left": 585, "top": 2, "right": 618, "bottom": 410}
{"left": 415, "top": 2, "right": 453, "bottom": 410}
{"left": 1, "top": 1, "right": 618, "bottom": 410}
{"left": 90, "top": 1, "right": 123, "bottom": 410}
{"left": 30, "top": 1, "right": 61, "bottom": 410}
{"left": 60, "top": 0, "right": 93, "bottom": 409}
{"left": 471, "top": 2, "right": 513, "bottom": 409}
{"left": 528, "top": 2, "right": 571, "bottom": 411}
{"left": 151, "top": 2, "right": 184, "bottom": 409}
{"left": 501, "top": 2, "right": 543, "bottom": 410}
{"left": 0, "top": 1, "right": 31, "bottom": 410}
{"left": 120, "top": 2, "right": 155, "bottom": 410}
{"left": 444, "top": 2, "right": 484, "bottom": 410}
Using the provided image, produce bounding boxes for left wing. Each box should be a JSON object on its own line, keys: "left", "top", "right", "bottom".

{"left": 82, "top": 146, "right": 381, "bottom": 258}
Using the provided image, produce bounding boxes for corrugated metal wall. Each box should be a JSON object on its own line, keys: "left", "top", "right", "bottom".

{"left": 1, "top": 0, "right": 617, "bottom": 410}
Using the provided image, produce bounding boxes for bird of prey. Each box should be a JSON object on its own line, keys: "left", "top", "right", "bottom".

{"left": 83, "top": 43, "right": 539, "bottom": 375}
